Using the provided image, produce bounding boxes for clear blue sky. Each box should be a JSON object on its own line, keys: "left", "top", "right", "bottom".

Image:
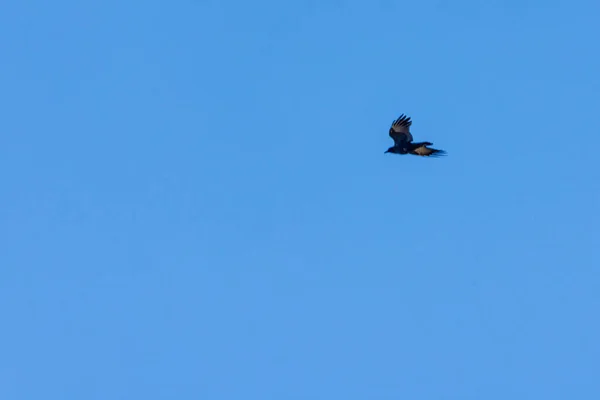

{"left": 1, "top": 0, "right": 599, "bottom": 398}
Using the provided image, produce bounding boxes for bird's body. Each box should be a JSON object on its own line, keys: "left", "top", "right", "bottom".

{"left": 385, "top": 114, "right": 446, "bottom": 157}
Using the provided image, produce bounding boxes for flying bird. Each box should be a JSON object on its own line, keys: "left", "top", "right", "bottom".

{"left": 385, "top": 114, "right": 446, "bottom": 157}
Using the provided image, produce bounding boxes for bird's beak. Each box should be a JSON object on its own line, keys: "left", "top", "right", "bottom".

{"left": 384, "top": 150, "right": 389, "bottom": 153}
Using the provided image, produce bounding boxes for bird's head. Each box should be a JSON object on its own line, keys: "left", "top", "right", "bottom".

{"left": 384, "top": 147, "right": 394, "bottom": 154}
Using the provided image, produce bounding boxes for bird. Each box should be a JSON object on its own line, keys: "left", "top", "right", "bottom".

{"left": 385, "top": 114, "right": 446, "bottom": 157}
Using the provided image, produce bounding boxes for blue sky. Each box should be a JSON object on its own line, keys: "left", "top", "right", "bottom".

{"left": 1, "top": 0, "right": 599, "bottom": 398}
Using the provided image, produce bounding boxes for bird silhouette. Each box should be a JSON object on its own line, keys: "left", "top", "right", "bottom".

{"left": 385, "top": 114, "right": 446, "bottom": 157}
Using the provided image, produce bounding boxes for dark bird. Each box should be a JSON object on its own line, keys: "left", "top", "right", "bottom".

{"left": 385, "top": 114, "right": 446, "bottom": 157}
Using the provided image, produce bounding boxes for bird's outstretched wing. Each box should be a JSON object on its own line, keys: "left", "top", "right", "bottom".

{"left": 412, "top": 145, "right": 447, "bottom": 157}
{"left": 389, "top": 114, "right": 414, "bottom": 144}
